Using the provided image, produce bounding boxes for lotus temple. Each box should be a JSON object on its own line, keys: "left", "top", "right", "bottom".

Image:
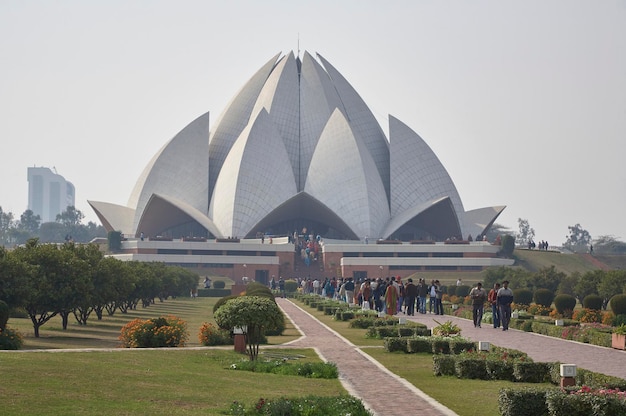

{"left": 89, "top": 51, "right": 513, "bottom": 282}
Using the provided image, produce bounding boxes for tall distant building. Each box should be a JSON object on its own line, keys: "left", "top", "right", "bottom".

{"left": 27, "top": 167, "right": 75, "bottom": 223}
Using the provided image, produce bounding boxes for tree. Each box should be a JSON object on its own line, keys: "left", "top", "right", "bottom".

{"left": 593, "top": 235, "right": 626, "bottom": 255}
{"left": 564, "top": 223, "right": 592, "bottom": 249}
{"left": 0, "top": 207, "right": 15, "bottom": 245}
{"left": 56, "top": 206, "right": 84, "bottom": 228}
{"left": 528, "top": 266, "right": 566, "bottom": 293}
{"left": 19, "top": 209, "right": 41, "bottom": 234}
{"left": 214, "top": 296, "right": 284, "bottom": 361}
{"left": 516, "top": 218, "right": 535, "bottom": 246}
{"left": 499, "top": 234, "right": 515, "bottom": 258}
{"left": 574, "top": 270, "right": 603, "bottom": 301}
{"left": 0, "top": 247, "right": 36, "bottom": 309}
{"left": 597, "top": 270, "right": 626, "bottom": 309}
{"left": 485, "top": 223, "right": 512, "bottom": 242}
{"left": 68, "top": 243, "right": 103, "bottom": 325}
{"left": 557, "top": 272, "right": 579, "bottom": 296}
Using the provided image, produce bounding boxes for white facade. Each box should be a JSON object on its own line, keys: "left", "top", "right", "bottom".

{"left": 89, "top": 50, "right": 505, "bottom": 242}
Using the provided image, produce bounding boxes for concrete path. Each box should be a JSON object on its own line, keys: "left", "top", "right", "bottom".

{"left": 275, "top": 298, "right": 458, "bottom": 416}
{"left": 406, "top": 311, "right": 626, "bottom": 379}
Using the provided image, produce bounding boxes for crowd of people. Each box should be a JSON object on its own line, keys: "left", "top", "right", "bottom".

{"left": 272, "top": 275, "right": 516, "bottom": 331}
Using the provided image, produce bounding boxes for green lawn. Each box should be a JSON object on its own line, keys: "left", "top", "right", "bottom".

{"left": 9, "top": 297, "right": 299, "bottom": 349}
{"left": 3, "top": 295, "right": 558, "bottom": 416}
{"left": 0, "top": 348, "right": 343, "bottom": 416}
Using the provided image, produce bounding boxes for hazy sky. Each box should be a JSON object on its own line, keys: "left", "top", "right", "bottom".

{"left": 1, "top": 1, "right": 625, "bottom": 245}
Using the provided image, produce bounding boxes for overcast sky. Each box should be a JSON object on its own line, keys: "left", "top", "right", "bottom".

{"left": 1, "top": 1, "right": 624, "bottom": 246}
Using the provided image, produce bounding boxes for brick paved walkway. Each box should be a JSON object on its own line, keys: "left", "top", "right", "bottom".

{"left": 406, "top": 312, "right": 626, "bottom": 379}
{"left": 275, "top": 298, "right": 458, "bottom": 416}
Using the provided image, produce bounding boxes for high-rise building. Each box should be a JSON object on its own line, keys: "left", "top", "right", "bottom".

{"left": 27, "top": 167, "right": 75, "bottom": 223}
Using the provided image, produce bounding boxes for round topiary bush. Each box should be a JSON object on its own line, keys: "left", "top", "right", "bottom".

{"left": 533, "top": 289, "right": 555, "bottom": 308}
{"left": 284, "top": 279, "right": 299, "bottom": 293}
{"left": 213, "top": 280, "right": 226, "bottom": 289}
{"left": 455, "top": 285, "right": 470, "bottom": 297}
{"left": 582, "top": 294, "right": 603, "bottom": 311}
{"left": 609, "top": 294, "right": 626, "bottom": 316}
{"left": 554, "top": 294, "right": 577, "bottom": 314}
{"left": 244, "top": 282, "right": 274, "bottom": 298}
{"left": 513, "top": 288, "right": 533, "bottom": 306}
{"left": 213, "top": 295, "right": 239, "bottom": 314}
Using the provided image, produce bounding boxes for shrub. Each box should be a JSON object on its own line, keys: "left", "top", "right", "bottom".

{"left": 433, "top": 355, "right": 456, "bottom": 376}
{"left": 119, "top": 315, "right": 189, "bottom": 348}
{"left": 228, "top": 394, "right": 371, "bottom": 416}
{"left": 245, "top": 282, "right": 274, "bottom": 298}
{"left": 349, "top": 316, "right": 376, "bottom": 328}
{"left": 198, "top": 322, "right": 232, "bottom": 346}
{"left": 614, "top": 314, "right": 626, "bottom": 327}
{"left": 609, "top": 294, "right": 626, "bottom": 315}
{"left": 455, "top": 285, "right": 471, "bottom": 297}
{"left": 486, "top": 358, "right": 515, "bottom": 381}
{"left": 0, "top": 300, "right": 9, "bottom": 331}
{"left": 582, "top": 294, "right": 603, "bottom": 310}
{"left": 432, "top": 320, "right": 461, "bottom": 336}
{"left": 230, "top": 360, "right": 339, "bottom": 379}
{"left": 447, "top": 285, "right": 457, "bottom": 296}
{"left": 407, "top": 337, "right": 432, "bottom": 353}
{"left": 213, "top": 280, "right": 226, "bottom": 289}
{"left": 455, "top": 355, "right": 489, "bottom": 380}
{"left": 513, "top": 288, "right": 533, "bottom": 306}
{"left": 513, "top": 361, "right": 550, "bottom": 383}
{"left": 572, "top": 308, "right": 603, "bottom": 323}
{"left": 197, "top": 288, "right": 231, "bottom": 297}
{"left": 284, "top": 279, "right": 298, "bottom": 293}
{"left": 554, "top": 294, "right": 577, "bottom": 314}
{"left": 450, "top": 339, "right": 476, "bottom": 354}
{"left": 383, "top": 337, "right": 408, "bottom": 352}
{"left": 0, "top": 326, "right": 23, "bottom": 350}
{"left": 431, "top": 338, "right": 451, "bottom": 354}
{"left": 498, "top": 388, "right": 550, "bottom": 416}
{"left": 533, "top": 289, "right": 554, "bottom": 308}
{"left": 527, "top": 303, "right": 552, "bottom": 316}
{"left": 213, "top": 295, "right": 240, "bottom": 314}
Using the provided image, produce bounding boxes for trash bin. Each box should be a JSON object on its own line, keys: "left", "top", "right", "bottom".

{"left": 233, "top": 327, "right": 247, "bottom": 353}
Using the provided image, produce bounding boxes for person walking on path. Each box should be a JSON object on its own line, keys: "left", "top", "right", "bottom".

{"left": 385, "top": 282, "right": 399, "bottom": 316}
{"left": 488, "top": 282, "right": 501, "bottom": 328}
{"left": 497, "top": 280, "right": 514, "bottom": 331}
{"left": 434, "top": 280, "right": 444, "bottom": 315}
{"left": 404, "top": 278, "right": 417, "bottom": 316}
{"left": 469, "top": 282, "right": 487, "bottom": 328}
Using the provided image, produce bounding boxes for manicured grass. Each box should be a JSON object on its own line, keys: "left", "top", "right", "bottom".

{"left": 9, "top": 297, "right": 300, "bottom": 349}
{"left": 0, "top": 348, "right": 343, "bottom": 416}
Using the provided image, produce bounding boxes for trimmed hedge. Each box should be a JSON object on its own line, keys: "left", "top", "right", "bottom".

{"left": 582, "top": 294, "right": 603, "bottom": 310}
{"left": 610, "top": 294, "right": 626, "bottom": 315}
{"left": 554, "top": 294, "right": 577, "bottom": 314}
{"left": 533, "top": 289, "right": 554, "bottom": 308}
{"left": 198, "top": 288, "right": 231, "bottom": 298}
{"left": 498, "top": 388, "right": 551, "bottom": 416}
